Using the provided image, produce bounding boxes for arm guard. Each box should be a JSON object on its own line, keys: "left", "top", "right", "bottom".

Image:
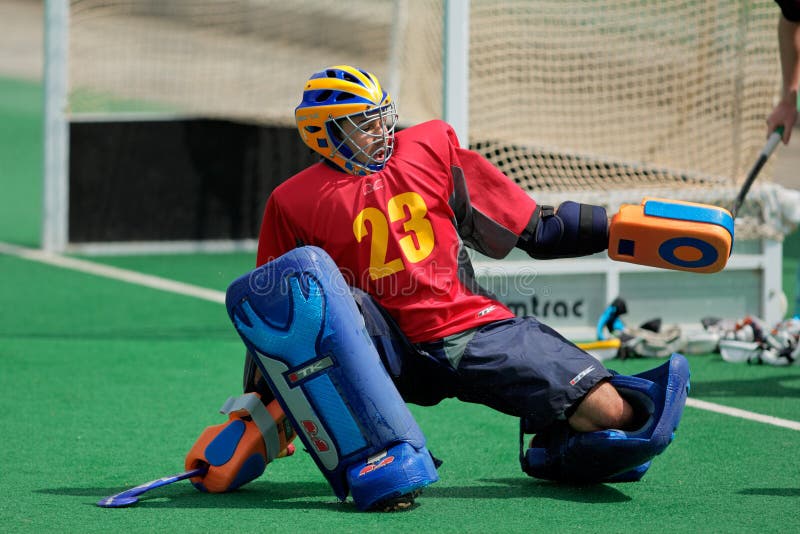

{"left": 517, "top": 201, "right": 609, "bottom": 259}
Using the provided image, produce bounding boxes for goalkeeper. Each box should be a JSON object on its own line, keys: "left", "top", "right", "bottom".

{"left": 186, "top": 65, "right": 690, "bottom": 510}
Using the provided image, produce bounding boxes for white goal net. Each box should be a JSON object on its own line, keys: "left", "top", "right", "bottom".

{"left": 57, "top": 0, "right": 796, "bottom": 241}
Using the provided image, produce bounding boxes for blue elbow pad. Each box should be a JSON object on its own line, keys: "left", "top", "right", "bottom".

{"left": 519, "top": 201, "right": 609, "bottom": 259}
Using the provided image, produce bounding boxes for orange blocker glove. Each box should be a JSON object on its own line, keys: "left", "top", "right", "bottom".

{"left": 608, "top": 197, "right": 734, "bottom": 274}
{"left": 185, "top": 392, "right": 296, "bottom": 493}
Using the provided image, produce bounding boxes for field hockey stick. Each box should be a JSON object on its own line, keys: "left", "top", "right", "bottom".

{"left": 96, "top": 466, "right": 208, "bottom": 508}
{"left": 730, "top": 126, "right": 784, "bottom": 219}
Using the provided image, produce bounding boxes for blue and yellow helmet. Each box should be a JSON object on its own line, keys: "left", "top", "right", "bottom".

{"left": 295, "top": 65, "right": 397, "bottom": 175}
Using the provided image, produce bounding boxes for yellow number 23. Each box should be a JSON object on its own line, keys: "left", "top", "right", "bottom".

{"left": 352, "top": 192, "right": 435, "bottom": 280}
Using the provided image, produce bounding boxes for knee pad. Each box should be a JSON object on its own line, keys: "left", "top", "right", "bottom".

{"left": 226, "top": 246, "right": 438, "bottom": 510}
{"left": 521, "top": 353, "right": 690, "bottom": 483}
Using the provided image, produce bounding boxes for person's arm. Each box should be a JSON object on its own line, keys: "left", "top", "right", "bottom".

{"left": 767, "top": 10, "right": 800, "bottom": 144}
{"left": 449, "top": 145, "right": 607, "bottom": 260}
{"left": 433, "top": 120, "right": 606, "bottom": 260}
{"left": 449, "top": 147, "right": 539, "bottom": 259}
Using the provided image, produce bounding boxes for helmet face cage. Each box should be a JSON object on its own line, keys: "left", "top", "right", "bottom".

{"left": 328, "top": 102, "right": 397, "bottom": 174}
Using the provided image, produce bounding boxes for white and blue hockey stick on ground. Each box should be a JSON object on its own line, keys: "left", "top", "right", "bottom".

{"left": 97, "top": 466, "right": 208, "bottom": 508}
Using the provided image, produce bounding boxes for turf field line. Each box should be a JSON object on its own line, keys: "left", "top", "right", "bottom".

{"left": 0, "top": 241, "right": 225, "bottom": 304}
{"left": 4, "top": 241, "right": 800, "bottom": 432}
{"left": 686, "top": 398, "right": 800, "bottom": 431}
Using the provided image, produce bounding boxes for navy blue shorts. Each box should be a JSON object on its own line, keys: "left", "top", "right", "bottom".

{"left": 243, "top": 288, "right": 610, "bottom": 433}
{"left": 350, "top": 289, "right": 612, "bottom": 433}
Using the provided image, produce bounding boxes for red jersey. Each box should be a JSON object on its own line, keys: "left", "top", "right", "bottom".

{"left": 257, "top": 120, "right": 537, "bottom": 343}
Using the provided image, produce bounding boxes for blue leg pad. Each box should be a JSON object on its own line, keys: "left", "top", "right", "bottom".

{"left": 601, "top": 461, "right": 652, "bottom": 483}
{"left": 522, "top": 353, "right": 690, "bottom": 482}
{"left": 347, "top": 442, "right": 440, "bottom": 511}
{"left": 225, "top": 246, "right": 438, "bottom": 508}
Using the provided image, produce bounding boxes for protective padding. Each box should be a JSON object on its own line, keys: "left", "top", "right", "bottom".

{"left": 603, "top": 460, "right": 652, "bottom": 483}
{"left": 186, "top": 417, "right": 268, "bottom": 493}
{"left": 609, "top": 197, "right": 733, "bottom": 273}
{"left": 522, "top": 353, "right": 690, "bottom": 483}
{"left": 528, "top": 201, "right": 609, "bottom": 259}
{"left": 185, "top": 395, "right": 295, "bottom": 493}
{"left": 347, "top": 442, "right": 440, "bottom": 511}
{"left": 225, "top": 246, "right": 438, "bottom": 507}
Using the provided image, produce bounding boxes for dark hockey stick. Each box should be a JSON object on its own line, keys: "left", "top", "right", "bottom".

{"left": 96, "top": 466, "right": 208, "bottom": 508}
{"left": 730, "top": 126, "right": 784, "bottom": 219}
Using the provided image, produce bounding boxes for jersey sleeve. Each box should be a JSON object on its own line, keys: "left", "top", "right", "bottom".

{"left": 444, "top": 125, "right": 538, "bottom": 259}
{"left": 256, "top": 193, "right": 300, "bottom": 266}
{"left": 777, "top": 0, "right": 800, "bottom": 22}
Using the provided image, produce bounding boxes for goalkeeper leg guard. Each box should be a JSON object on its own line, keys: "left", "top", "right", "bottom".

{"left": 226, "top": 246, "right": 439, "bottom": 511}
{"left": 521, "top": 353, "right": 690, "bottom": 483}
{"left": 185, "top": 392, "right": 296, "bottom": 493}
